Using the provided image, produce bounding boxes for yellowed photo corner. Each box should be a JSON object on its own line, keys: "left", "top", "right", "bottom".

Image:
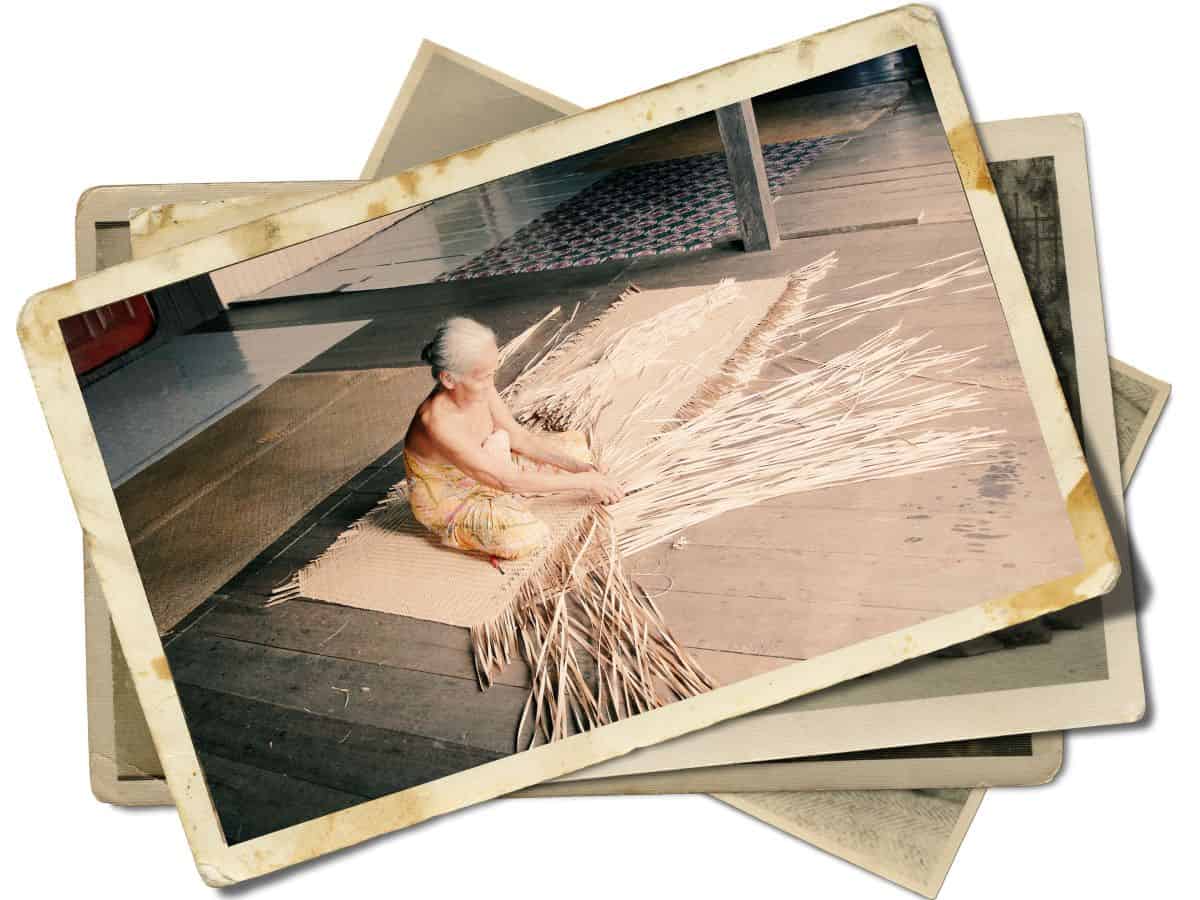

{"left": 19, "top": 7, "right": 1116, "bottom": 884}
{"left": 74, "top": 180, "right": 362, "bottom": 278}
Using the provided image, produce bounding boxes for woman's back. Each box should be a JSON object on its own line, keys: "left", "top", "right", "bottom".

{"left": 404, "top": 387, "right": 497, "bottom": 467}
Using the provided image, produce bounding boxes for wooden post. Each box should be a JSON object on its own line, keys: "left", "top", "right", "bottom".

{"left": 715, "top": 100, "right": 780, "bottom": 252}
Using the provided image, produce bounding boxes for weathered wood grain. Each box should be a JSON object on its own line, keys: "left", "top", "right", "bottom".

{"left": 197, "top": 750, "right": 366, "bottom": 845}
{"left": 182, "top": 684, "right": 502, "bottom": 802}
{"left": 167, "top": 632, "right": 527, "bottom": 754}
{"left": 715, "top": 100, "right": 780, "bottom": 252}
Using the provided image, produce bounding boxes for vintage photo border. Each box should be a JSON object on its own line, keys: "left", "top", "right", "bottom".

{"left": 81, "top": 67, "right": 1078, "bottom": 809}
{"left": 80, "top": 173, "right": 1066, "bottom": 799}
{"left": 19, "top": 8, "right": 1116, "bottom": 883}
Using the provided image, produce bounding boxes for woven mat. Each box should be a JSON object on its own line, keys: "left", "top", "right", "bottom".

{"left": 294, "top": 276, "right": 789, "bottom": 629}
{"left": 295, "top": 492, "right": 591, "bottom": 625}
{"left": 439, "top": 140, "right": 836, "bottom": 281}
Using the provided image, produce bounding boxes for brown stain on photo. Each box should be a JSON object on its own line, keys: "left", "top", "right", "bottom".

{"left": 429, "top": 142, "right": 492, "bottom": 177}
{"left": 946, "top": 121, "right": 996, "bottom": 194}
{"left": 150, "top": 655, "right": 171, "bottom": 680}
{"left": 458, "top": 143, "right": 490, "bottom": 162}
{"left": 1065, "top": 473, "right": 1113, "bottom": 562}
{"left": 143, "top": 204, "right": 176, "bottom": 236}
{"left": 390, "top": 169, "right": 422, "bottom": 199}
{"left": 267, "top": 786, "right": 436, "bottom": 876}
{"left": 794, "top": 38, "right": 816, "bottom": 69}
{"left": 17, "top": 295, "right": 61, "bottom": 353}
{"left": 983, "top": 472, "right": 1119, "bottom": 627}
{"left": 230, "top": 217, "right": 283, "bottom": 260}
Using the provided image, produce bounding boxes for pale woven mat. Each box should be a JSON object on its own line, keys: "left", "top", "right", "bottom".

{"left": 295, "top": 276, "right": 789, "bottom": 629}
{"left": 295, "top": 492, "right": 590, "bottom": 626}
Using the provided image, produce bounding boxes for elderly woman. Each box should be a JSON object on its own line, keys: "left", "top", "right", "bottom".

{"left": 404, "top": 317, "right": 624, "bottom": 561}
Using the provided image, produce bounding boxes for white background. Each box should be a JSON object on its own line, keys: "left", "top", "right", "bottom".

{"left": 2, "top": 2, "right": 1196, "bottom": 897}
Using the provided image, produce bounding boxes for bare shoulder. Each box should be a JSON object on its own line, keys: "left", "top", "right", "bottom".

{"left": 421, "top": 392, "right": 472, "bottom": 444}
{"left": 407, "top": 389, "right": 453, "bottom": 452}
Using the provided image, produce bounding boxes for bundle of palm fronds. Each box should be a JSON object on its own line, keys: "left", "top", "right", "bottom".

{"left": 470, "top": 507, "right": 717, "bottom": 747}
{"left": 490, "top": 250, "right": 1004, "bottom": 743}
{"left": 505, "top": 277, "right": 744, "bottom": 434}
{"left": 604, "top": 327, "right": 1002, "bottom": 556}
{"left": 507, "top": 250, "right": 1002, "bottom": 559}
{"left": 280, "top": 249, "right": 1004, "bottom": 750}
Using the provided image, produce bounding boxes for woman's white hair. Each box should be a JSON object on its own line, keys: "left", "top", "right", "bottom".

{"left": 420, "top": 317, "right": 497, "bottom": 380}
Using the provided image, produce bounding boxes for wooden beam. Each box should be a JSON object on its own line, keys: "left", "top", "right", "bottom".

{"left": 715, "top": 100, "right": 780, "bottom": 252}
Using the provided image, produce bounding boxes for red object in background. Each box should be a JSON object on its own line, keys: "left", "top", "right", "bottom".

{"left": 61, "top": 295, "right": 157, "bottom": 376}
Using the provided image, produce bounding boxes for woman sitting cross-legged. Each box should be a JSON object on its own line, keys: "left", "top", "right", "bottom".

{"left": 403, "top": 316, "right": 624, "bottom": 561}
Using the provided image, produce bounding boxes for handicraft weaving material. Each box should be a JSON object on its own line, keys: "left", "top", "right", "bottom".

{"left": 275, "top": 252, "right": 1002, "bottom": 747}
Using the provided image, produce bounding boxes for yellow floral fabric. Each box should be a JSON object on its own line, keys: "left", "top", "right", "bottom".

{"left": 404, "top": 430, "right": 591, "bottom": 560}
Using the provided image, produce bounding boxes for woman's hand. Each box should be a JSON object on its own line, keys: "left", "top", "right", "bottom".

{"left": 572, "top": 459, "right": 608, "bottom": 475}
{"left": 581, "top": 471, "right": 624, "bottom": 505}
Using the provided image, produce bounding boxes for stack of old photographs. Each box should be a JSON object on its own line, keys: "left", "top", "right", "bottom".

{"left": 20, "top": 6, "right": 1168, "bottom": 896}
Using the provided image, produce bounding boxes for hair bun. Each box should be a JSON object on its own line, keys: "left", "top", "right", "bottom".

{"left": 419, "top": 341, "right": 435, "bottom": 363}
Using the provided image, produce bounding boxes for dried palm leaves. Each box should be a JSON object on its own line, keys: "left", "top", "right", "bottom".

{"left": 282, "top": 248, "right": 1005, "bottom": 750}
{"left": 492, "top": 249, "right": 1003, "bottom": 742}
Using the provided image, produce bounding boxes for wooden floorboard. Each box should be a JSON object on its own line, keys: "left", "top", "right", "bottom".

{"left": 657, "top": 587, "right": 929, "bottom": 660}
{"left": 198, "top": 750, "right": 366, "bottom": 845}
{"left": 167, "top": 631, "right": 527, "bottom": 755}
{"left": 192, "top": 596, "right": 533, "bottom": 690}
{"left": 634, "top": 540, "right": 1062, "bottom": 608}
{"left": 687, "top": 647, "right": 798, "bottom": 684}
{"left": 778, "top": 161, "right": 958, "bottom": 194}
{"left": 182, "top": 684, "right": 501, "bottom": 804}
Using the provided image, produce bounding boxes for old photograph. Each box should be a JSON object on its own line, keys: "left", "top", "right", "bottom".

{"left": 65, "top": 53, "right": 1090, "bottom": 838}
{"left": 18, "top": 10, "right": 1114, "bottom": 883}
{"left": 77, "top": 56, "right": 1156, "bottom": 809}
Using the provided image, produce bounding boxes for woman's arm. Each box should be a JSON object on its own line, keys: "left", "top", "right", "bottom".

{"left": 432, "top": 413, "right": 610, "bottom": 498}
{"left": 487, "top": 386, "right": 595, "bottom": 473}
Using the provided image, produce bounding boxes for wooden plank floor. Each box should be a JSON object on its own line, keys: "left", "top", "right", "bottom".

{"left": 163, "top": 79, "right": 1091, "bottom": 841}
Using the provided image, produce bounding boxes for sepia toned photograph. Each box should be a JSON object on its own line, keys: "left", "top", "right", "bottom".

{"left": 76, "top": 64, "right": 1161, "bottom": 812}
{"left": 72, "top": 103, "right": 1171, "bottom": 890}
{"left": 17, "top": 9, "right": 1115, "bottom": 884}
{"left": 68, "top": 52, "right": 1086, "bottom": 834}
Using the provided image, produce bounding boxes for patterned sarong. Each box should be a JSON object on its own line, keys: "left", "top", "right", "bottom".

{"left": 403, "top": 429, "right": 591, "bottom": 560}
